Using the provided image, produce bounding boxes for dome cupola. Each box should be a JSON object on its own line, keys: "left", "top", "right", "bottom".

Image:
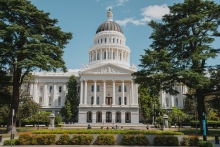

{"left": 96, "top": 9, "right": 123, "bottom": 34}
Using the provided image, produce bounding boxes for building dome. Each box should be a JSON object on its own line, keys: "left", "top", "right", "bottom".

{"left": 96, "top": 9, "right": 123, "bottom": 34}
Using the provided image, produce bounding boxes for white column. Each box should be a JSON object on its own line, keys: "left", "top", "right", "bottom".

{"left": 102, "top": 110, "right": 106, "bottom": 123}
{"left": 53, "top": 83, "right": 57, "bottom": 106}
{"left": 122, "top": 81, "right": 124, "bottom": 105}
{"left": 100, "top": 49, "right": 102, "bottom": 60}
{"left": 92, "top": 111, "right": 96, "bottom": 123}
{"left": 43, "top": 83, "right": 47, "bottom": 106}
{"left": 121, "top": 111, "right": 125, "bottom": 123}
{"left": 131, "top": 81, "right": 134, "bottom": 105}
{"left": 106, "top": 49, "right": 108, "bottom": 60}
{"left": 62, "top": 84, "right": 66, "bottom": 106}
{"left": 33, "top": 82, "right": 38, "bottom": 102}
{"left": 102, "top": 80, "right": 106, "bottom": 105}
{"left": 111, "top": 48, "right": 113, "bottom": 60}
{"left": 30, "top": 82, "right": 33, "bottom": 96}
{"left": 84, "top": 80, "right": 87, "bottom": 105}
{"left": 112, "top": 111, "right": 115, "bottom": 123}
{"left": 93, "top": 80, "right": 97, "bottom": 105}
{"left": 80, "top": 80, "right": 83, "bottom": 105}
{"left": 112, "top": 80, "right": 115, "bottom": 105}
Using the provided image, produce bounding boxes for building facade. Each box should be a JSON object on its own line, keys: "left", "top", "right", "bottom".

{"left": 24, "top": 9, "right": 186, "bottom": 124}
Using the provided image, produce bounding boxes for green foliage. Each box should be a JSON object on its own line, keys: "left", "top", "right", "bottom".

{"left": 55, "top": 115, "right": 62, "bottom": 124}
{"left": 96, "top": 134, "right": 116, "bottom": 145}
{"left": 3, "top": 139, "right": 19, "bottom": 145}
{"left": 61, "top": 75, "right": 78, "bottom": 120}
{"left": 138, "top": 85, "right": 162, "bottom": 122}
{"left": 18, "top": 132, "right": 32, "bottom": 145}
{"left": 70, "top": 134, "right": 93, "bottom": 145}
{"left": 198, "top": 141, "right": 214, "bottom": 147}
{"left": 31, "top": 135, "right": 56, "bottom": 145}
{"left": 55, "top": 133, "right": 70, "bottom": 145}
{"left": 0, "top": 0, "right": 72, "bottom": 132}
{"left": 23, "top": 110, "right": 51, "bottom": 125}
{"left": 32, "top": 129, "right": 183, "bottom": 135}
{"left": 154, "top": 136, "right": 179, "bottom": 146}
{"left": 180, "top": 137, "right": 190, "bottom": 146}
{"left": 121, "top": 134, "right": 150, "bottom": 145}
{"left": 180, "top": 136, "right": 199, "bottom": 146}
{"left": 132, "top": 0, "right": 220, "bottom": 132}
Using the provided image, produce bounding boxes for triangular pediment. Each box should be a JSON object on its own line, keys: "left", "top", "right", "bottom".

{"left": 80, "top": 64, "right": 134, "bottom": 75}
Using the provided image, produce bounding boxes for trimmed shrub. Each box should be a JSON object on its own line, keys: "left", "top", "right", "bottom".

{"left": 96, "top": 134, "right": 116, "bottom": 145}
{"left": 154, "top": 136, "right": 179, "bottom": 146}
{"left": 3, "top": 139, "right": 19, "bottom": 145}
{"left": 121, "top": 134, "right": 150, "bottom": 145}
{"left": 180, "top": 137, "right": 190, "bottom": 146}
{"left": 199, "top": 141, "right": 214, "bottom": 147}
{"left": 55, "top": 133, "right": 70, "bottom": 145}
{"left": 189, "top": 136, "right": 199, "bottom": 146}
{"left": 18, "top": 132, "right": 32, "bottom": 145}
{"left": 30, "top": 134, "right": 56, "bottom": 145}
{"left": 70, "top": 134, "right": 93, "bottom": 145}
{"left": 32, "top": 129, "right": 183, "bottom": 135}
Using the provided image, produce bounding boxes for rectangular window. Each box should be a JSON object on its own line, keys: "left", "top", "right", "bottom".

{"left": 124, "top": 86, "right": 127, "bottom": 92}
{"left": 97, "top": 97, "right": 99, "bottom": 105}
{"left": 59, "top": 86, "right": 62, "bottom": 92}
{"left": 119, "top": 97, "right": 121, "bottom": 105}
{"left": 118, "top": 86, "right": 121, "bottom": 92}
{"left": 104, "top": 52, "right": 106, "bottom": 59}
{"left": 58, "top": 97, "right": 61, "bottom": 106}
{"left": 124, "top": 97, "right": 127, "bottom": 105}
{"left": 88, "top": 113, "right": 92, "bottom": 121}
{"left": 97, "top": 85, "right": 100, "bottom": 92}
{"left": 49, "top": 97, "right": 52, "bottom": 106}
{"left": 50, "top": 86, "right": 52, "bottom": 92}
{"left": 40, "top": 86, "right": 43, "bottom": 92}
{"left": 91, "top": 97, "right": 94, "bottom": 105}
{"left": 97, "top": 53, "right": 100, "bottom": 60}
{"left": 91, "top": 85, "right": 94, "bottom": 92}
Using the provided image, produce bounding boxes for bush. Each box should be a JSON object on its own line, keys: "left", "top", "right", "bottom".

{"left": 55, "top": 133, "right": 70, "bottom": 145}
{"left": 189, "top": 136, "right": 199, "bottom": 146}
{"left": 199, "top": 141, "right": 214, "bottom": 147}
{"left": 70, "top": 134, "right": 93, "bottom": 145}
{"left": 154, "top": 136, "right": 179, "bottom": 146}
{"left": 3, "top": 139, "right": 19, "bottom": 145}
{"left": 31, "top": 134, "right": 56, "bottom": 145}
{"left": 180, "top": 137, "right": 190, "bottom": 146}
{"left": 121, "top": 134, "right": 150, "bottom": 145}
{"left": 18, "top": 132, "right": 32, "bottom": 145}
{"left": 96, "top": 134, "right": 116, "bottom": 145}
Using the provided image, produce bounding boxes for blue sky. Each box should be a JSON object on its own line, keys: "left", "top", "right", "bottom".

{"left": 31, "top": 0, "right": 220, "bottom": 70}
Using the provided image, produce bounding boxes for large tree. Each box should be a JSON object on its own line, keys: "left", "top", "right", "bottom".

{"left": 132, "top": 0, "right": 220, "bottom": 133}
{"left": 61, "top": 75, "right": 78, "bottom": 122}
{"left": 0, "top": 0, "right": 72, "bottom": 133}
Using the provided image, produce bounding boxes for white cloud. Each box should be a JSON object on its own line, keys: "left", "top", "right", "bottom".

{"left": 116, "top": 4, "right": 169, "bottom": 26}
{"left": 141, "top": 4, "right": 169, "bottom": 20}
{"left": 105, "top": 6, "right": 113, "bottom": 10}
{"left": 116, "top": 0, "right": 129, "bottom": 6}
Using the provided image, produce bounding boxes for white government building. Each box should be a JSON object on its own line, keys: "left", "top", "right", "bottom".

{"left": 24, "top": 9, "right": 187, "bottom": 124}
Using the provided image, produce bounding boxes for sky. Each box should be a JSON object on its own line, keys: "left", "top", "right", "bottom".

{"left": 31, "top": 0, "right": 220, "bottom": 70}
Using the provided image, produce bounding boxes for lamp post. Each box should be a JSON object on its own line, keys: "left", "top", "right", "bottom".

{"left": 38, "top": 111, "right": 40, "bottom": 130}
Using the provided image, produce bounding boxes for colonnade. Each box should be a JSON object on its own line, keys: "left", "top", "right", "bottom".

{"left": 79, "top": 80, "right": 138, "bottom": 106}
{"left": 30, "top": 82, "right": 66, "bottom": 107}
{"left": 89, "top": 48, "right": 130, "bottom": 62}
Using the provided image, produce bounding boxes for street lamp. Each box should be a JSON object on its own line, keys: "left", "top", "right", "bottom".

{"left": 38, "top": 111, "right": 40, "bottom": 130}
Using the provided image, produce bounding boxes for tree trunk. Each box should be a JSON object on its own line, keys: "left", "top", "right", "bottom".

{"left": 196, "top": 89, "right": 208, "bottom": 134}
{"left": 6, "top": 69, "right": 21, "bottom": 134}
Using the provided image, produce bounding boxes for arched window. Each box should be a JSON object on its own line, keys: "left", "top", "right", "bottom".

{"left": 101, "top": 39, "right": 103, "bottom": 43}
{"left": 113, "top": 38, "right": 115, "bottom": 43}
{"left": 126, "top": 112, "right": 130, "bottom": 121}
{"left": 166, "top": 98, "right": 169, "bottom": 107}
{"left": 105, "top": 38, "right": 106, "bottom": 43}
{"left": 175, "top": 98, "right": 178, "bottom": 106}
{"left": 87, "top": 112, "right": 92, "bottom": 121}
{"left": 91, "top": 97, "right": 94, "bottom": 105}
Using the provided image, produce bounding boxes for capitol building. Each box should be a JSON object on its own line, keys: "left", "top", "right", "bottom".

{"left": 24, "top": 9, "right": 187, "bottom": 125}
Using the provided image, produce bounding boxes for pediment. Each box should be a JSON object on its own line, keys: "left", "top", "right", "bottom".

{"left": 80, "top": 64, "right": 133, "bottom": 75}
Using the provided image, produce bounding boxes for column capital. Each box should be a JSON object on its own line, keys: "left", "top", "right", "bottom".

{"left": 80, "top": 79, "right": 84, "bottom": 82}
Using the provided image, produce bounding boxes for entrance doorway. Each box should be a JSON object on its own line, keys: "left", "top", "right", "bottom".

{"left": 106, "top": 112, "right": 112, "bottom": 123}
{"left": 106, "top": 97, "right": 112, "bottom": 105}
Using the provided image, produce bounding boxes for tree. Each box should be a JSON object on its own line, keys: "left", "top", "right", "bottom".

{"left": 18, "top": 93, "right": 41, "bottom": 127}
{"left": 61, "top": 75, "right": 78, "bottom": 122}
{"left": 0, "top": 0, "right": 72, "bottom": 133}
{"left": 132, "top": 0, "right": 220, "bottom": 133}
{"left": 138, "top": 85, "right": 162, "bottom": 124}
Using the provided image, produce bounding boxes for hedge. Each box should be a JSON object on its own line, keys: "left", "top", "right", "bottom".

{"left": 96, "top": 134, "right": 116, "bottom": 145}
{"left": 32, "top": 129, "right": 183, "bottom": 135}
{"left": 154, "top": 136, "right": 179, "bottom": 146}
{"left": 121, "top": 134, "right": 150, "bottom": 145}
